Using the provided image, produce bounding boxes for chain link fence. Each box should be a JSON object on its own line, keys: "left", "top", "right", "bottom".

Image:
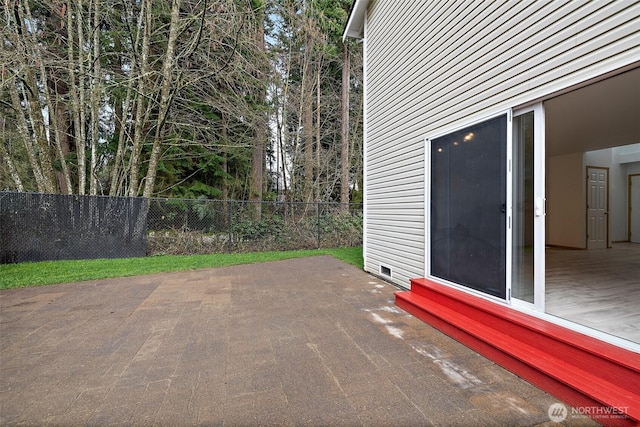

{"left": 147, "top": 198, "right": 363, "bottom": 256}
{"left": 0, "top": 192, "right": 363, "bottom": 263}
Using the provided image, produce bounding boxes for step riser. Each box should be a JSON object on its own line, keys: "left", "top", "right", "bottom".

{"left": 396, "top": 279, "right": 640, "bottom": 426}
{"left": 407, "top": 280, "right": 639, "bottom": 393}
{"left": 396, "top": 295, "right": 636, "bottom": 427}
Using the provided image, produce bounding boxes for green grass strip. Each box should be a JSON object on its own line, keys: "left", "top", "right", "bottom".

{"left": 0, "top": 247, "right": 363, "bottom": 290}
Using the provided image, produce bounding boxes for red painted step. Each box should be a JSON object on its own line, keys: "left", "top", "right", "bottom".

{"left": 396, "top": 278, "right": 640, "bottom": 426}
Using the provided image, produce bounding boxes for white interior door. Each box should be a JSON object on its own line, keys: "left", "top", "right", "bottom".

{"left": 587, "top": 167, "right": 608, "bottom": 249}
{"left": 631, "top": 174, "right": 640, "bottom": 243}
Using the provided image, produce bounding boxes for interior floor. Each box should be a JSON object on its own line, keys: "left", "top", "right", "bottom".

{"left": 545, "top": 242, "right": 640, "bottom": 344}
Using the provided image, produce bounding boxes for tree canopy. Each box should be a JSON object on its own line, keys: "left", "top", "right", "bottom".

{"left": 0, "top": 0, "right": 363, "bottom": 203}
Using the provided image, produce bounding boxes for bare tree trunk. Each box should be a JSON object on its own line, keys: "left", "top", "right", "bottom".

{"left": 67, "top": 0, "right": 81, "bottom": 194}
{"left": 315, "top": 71, "right": 321, "bottom": 202}
{"left": 301, "top": 41, "right": 314, "bottom": 204}
{"left": 7, "top": 81, "right": 48, "bottom": 193}
{"left": 54, "top": 103, "right": 71, "bottom": 194}
{"left": 221, "top": 113, "right": 229, "bottom": 200}
{"left": 251, "top": 137, "right": 264, "bottom": 214}
{"left": 109, "top": 8, "right": 142, "bottom": 197}
{"left": 75, "top": 0, "right": 89, "bottom": 194}
{"left": 109, "top": 79, "right": 131, "bottom": 196}
{"left": 278, "top": 118, "right": 288, "bottom": 196}
{"left": 250, "top": 8, "right": 266, "bottom": 218}
{"left": 142, "top": 0, "right": 182, "bottom": 199}
{"left": 129, "top": 0, "right": 151, "bottom": 197}
{"left": 303, "top": 87, "right": 313, "bottom": 203}
{"left": 66, "top": 0, "right": 85, "bottom": 194}
{"left": 340, "top": 42, "right": 350, "bottom": 207}
{"left": 42, "top": 74, "right": 72, "bottom": 194}
{"left": 300, "top": 12, "right": 319, "bottom": 204}
{"left": 89, "top": 0, "right": 101, "bottom": 195}
{"left": 22, "top": 71, "right": 58, "bottom": 193}
{"left": 277, "top": 47, "right": 292, "bottom": 198}
{"left": 19, "top": 0, "right": 73, "bottom": 194}
{"left": 0, "top": 117, "right": 24, "bottom": 191}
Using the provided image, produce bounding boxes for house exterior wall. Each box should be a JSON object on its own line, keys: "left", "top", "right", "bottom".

{"left": 361, "top": 0, "right": 640, "bottom": 287}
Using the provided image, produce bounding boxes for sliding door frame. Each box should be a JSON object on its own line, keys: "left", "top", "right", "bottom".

{"left": 511, "top": 103, "right": 545, "bottom": 312}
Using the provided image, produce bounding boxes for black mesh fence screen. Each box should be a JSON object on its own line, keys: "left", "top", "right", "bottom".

{"left": 1, "top": 192, "right": 363, "bottom": 263}
{"left": 0, "top": 192, "right": 148, "bottom": 263}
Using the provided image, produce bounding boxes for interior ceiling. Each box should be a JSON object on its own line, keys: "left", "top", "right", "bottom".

{"left": 544, "top": 67, "right": 640, "bottom": 157}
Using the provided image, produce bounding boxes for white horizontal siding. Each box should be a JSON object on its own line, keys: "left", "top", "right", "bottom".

{"left": 368, "top": 135, "right": 424, "bottom": 157}
{"left": 368, "top": 179, "right": 423, "bottom": 194}
{"left": 367, "top": 1, "right": 640, "bottom": 140}
{"left": 367, "top": 158, "right": 422, "bottom": 179}
{"left": 366, "top": 223, "right": 424, "bottom": 240}
{"left": 367, "top": 211, "right": 424, "bottom": 221}
{"left": 361, "top": 0, "right": 640, "bottom": 288}
{"left": 366, "top": 241, "right": 424, "bottom": 289}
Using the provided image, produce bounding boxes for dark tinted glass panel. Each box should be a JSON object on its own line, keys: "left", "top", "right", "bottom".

{"left": 431, "top": 115, "right": 507, "bottom": 298}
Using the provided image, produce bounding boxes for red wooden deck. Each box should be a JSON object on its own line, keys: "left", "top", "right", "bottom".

{"left": 396, "top": 278, "right": 640, "bottom": 426}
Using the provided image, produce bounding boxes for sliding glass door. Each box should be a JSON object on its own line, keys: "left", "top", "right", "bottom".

{"left": 430, "top": 114, "right": 507, "bottom": 299}
{"left": 428, "top": 106, "right": 544, "bottom": 307}
{"left": 511, "top": 105, "right": 545, "bottom": 310}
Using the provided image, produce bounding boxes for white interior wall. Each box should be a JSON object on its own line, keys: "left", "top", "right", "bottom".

{"left": 617, "top": 145, "right": 640, "bottom": 163}
{"left": 626, "top": 162, "right": 640, "bottom": 175}
{"left": 547, "top": 152, "right": 585, "bottom": 248}
{"left": 609, "top": 156, "right": 628, "bottom": 243}
{"left": 624, "top": 160, "right": 640, "bottom": 243}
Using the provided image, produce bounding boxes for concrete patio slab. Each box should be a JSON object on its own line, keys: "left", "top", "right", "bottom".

{"left": 0, "top": 256, "right": 597, "bottom": 426}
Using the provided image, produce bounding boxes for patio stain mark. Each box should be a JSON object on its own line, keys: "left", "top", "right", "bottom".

{"left": 365, "top": 309, "right": 405, "bottom": 339}
{"left": 411, "top": 344, "right": 483, "bottom": 390}
{"left": 470, "top": 392, "right": 537, "bottom": 416}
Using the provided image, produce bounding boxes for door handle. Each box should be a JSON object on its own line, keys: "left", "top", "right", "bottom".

{"left": 535, "top": 197, "right": 545, "bottom": 217}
